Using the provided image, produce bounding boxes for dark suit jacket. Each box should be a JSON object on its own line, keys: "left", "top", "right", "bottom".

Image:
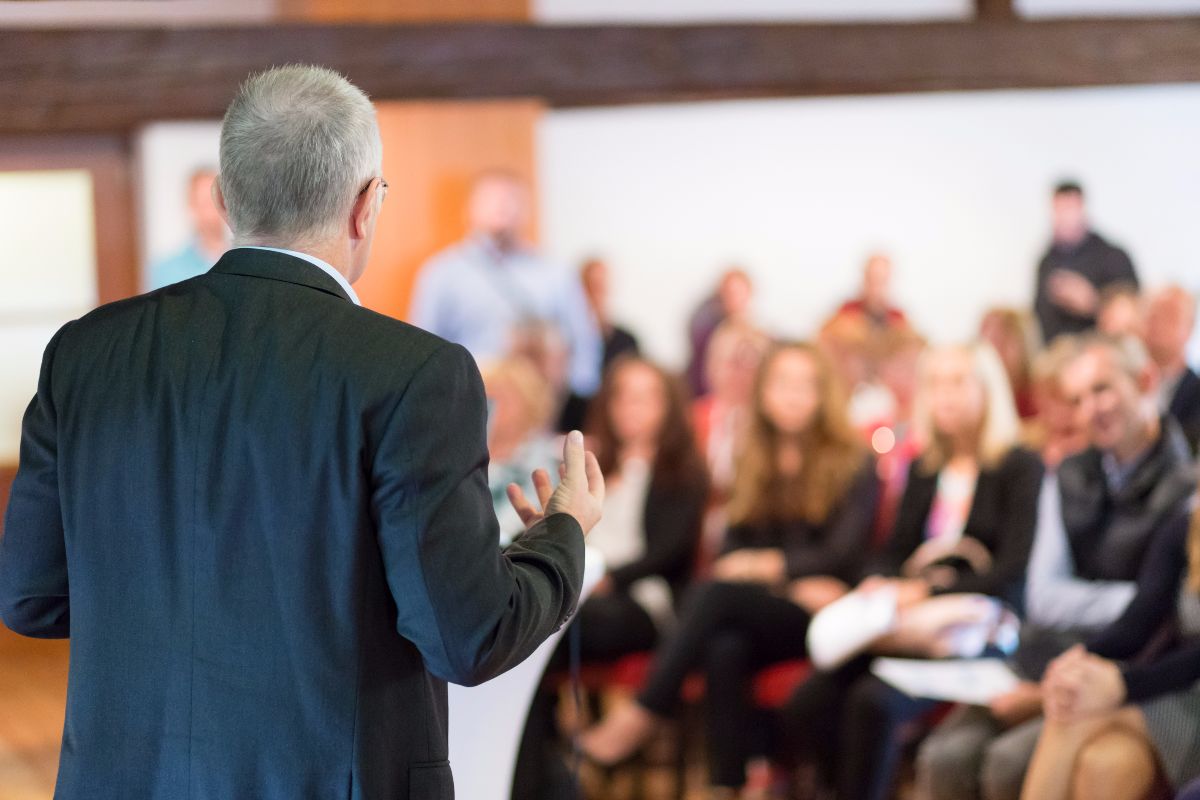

{"left": 1033, "top": 230, "right": 1138, "bottom": 343}
{"left": 874, "top": 447, "right": 1044, "bottom": 609}
{"left": 1167, "top": 367, "right": 1200, "bottom": 456}
{"left": 0, "top": 248, "right": 585, "bottom": 800}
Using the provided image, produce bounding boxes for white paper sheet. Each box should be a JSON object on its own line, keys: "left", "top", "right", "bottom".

{"left": 871, "top": 657, "right": 1022, "bottom": 706}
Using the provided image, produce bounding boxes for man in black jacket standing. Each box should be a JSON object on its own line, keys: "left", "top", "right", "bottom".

{"left": 0, "top": 65, "right": 603, "bottom": 800}
{"left": 1034, "top": 181, "right": 1139, "bottom": 344}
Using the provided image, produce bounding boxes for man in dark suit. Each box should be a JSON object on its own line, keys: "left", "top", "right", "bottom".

{"left": 1033, "top": 181, "right": 1138, "bottom": 344}
{"left": 1144, "top": 284, "right": 1200, "bottom": 455}
{"left": 0, "top": 65, "right": 603, "bottom": 800}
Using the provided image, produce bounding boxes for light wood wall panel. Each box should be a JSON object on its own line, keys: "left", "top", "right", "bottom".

{"left": 277, "top": 0, "right": 528, "bottom": 22}
{"left": 354, "top": 99, "right": 544, "bottom": 322}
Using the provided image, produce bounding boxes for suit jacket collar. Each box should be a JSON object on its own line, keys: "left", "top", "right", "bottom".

{"left": 208, "top": 247, "right": 353, "bottom": 303}
{"left": 1169, "top": 367, "right": 1200, "bottom": 419}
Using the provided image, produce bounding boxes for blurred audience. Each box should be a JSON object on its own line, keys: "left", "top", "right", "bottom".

{"left": 580, "top": 257, "right": 641, "bottom": 369}
{"left": 512, "top": 356, "right": 708, "bottom": 800}
{"left": 692, "top": 321, "right": 772, "bottom": 569}
{"left": 1033, "top": 181, "right": 1138, "bottom": 344}
{"left": 579, "top": 342, "right": 879, "bottom": 797}
{"left": 829, "top": 253, "right": 909, "bottom": 332}
{"left": 780, "top": 342, "right": 1042, "bottom": 800}
{"left": 686, "top": 268, "right": 755, "bottom": 397}
{"left": 917, "top": 334, "right": 1195, "bottom": 800}
{"left": 1021, "top": 336, "right": 1090, "bottom": 469}
{"left": 410, "top": 169, "right": 602, "bottom": 405}
{"left": 481, "top": 358, "right": 561, "bottom": 546}
{"left": 1143, "top": 285, "right": 1200, "bottom": 455}
{"left": 145, "top": 166, "right": 228, "bottom": 290}
{"left": 979, "top": 308, "right": 1038, "bottom": 419}
{"left": 1096, "top": 285, "right": 1144, "bottom": 339}
{"left": 558, "top": 257, "right": 642, "bottom": 431}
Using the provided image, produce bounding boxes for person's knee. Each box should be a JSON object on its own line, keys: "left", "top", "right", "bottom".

{"left": 1072, "top": 731, "right": 1155, "bottom": 794}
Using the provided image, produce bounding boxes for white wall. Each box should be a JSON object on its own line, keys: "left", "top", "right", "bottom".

{"left": 135, "top": 120, "right": 223, "bottom": 287}
{"left": 0, "top": 170, "right": 96, "bottom": 464}
{"left": 538, "top": 84, "right": 1200, "bottom": 369}
{"left": 1017, "top": 0, "right": 1200, "bottom": 16}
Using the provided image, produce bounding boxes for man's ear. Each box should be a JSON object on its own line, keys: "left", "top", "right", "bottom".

{"left": 212, "top": 178, "right": 231, "bottom": 228}
{"left": 350, "top": 178, "right": 378, "bottom": 241}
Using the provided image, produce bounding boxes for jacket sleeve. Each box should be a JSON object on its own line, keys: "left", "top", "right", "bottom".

{"left": 785, "top": 457, "right": 880, "bottom": 583}
{"left": 0, "top": 323, "right": 73, "bottom": 638}
{"left": 370, "top": 342, "right": 585, "bottom": 687}
{"left": 941, "top": 449, "right": 1045, "bottom": 598}
{"left": 608, "top": 478, "right": 706, "bottom": 591}
{"left": 1087, "top": 512, "right": 1188, "bottom": 661}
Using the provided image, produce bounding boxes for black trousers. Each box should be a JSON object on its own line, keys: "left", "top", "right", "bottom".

{"left": 777, "top": 657, "right": 938, "bottom": 800}
{"left": 637, "top": 580, "right": 812, "bottom": 788}
{"left": 512, "top": 591, "right": 658, "bottom": 800}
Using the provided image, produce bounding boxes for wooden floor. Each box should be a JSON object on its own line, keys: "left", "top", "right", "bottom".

{"left": 0, "top": 626, "right": 67, "bottom": 800}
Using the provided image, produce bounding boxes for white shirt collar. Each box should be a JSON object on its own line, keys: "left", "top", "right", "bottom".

{"left": 233, "top": 245, "right": 361, "bottom": 306}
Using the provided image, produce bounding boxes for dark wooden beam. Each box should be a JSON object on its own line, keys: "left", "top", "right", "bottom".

{"left": 975, "top": 0, "right": 1016, "bottom": 20}
{"left": 3, "top": 17, "right": 1200, "bottom": 133}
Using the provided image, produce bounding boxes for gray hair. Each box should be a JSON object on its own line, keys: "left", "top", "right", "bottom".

{"left": 218, "top": 65, "right": 382, "bottom": 244}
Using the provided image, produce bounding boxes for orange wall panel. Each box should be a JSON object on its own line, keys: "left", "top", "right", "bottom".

{"left": 353, "top": 99, "right": 543, "bottom": 322}
{"left": 277, "top": 0, "right": 528, "bottom": 22}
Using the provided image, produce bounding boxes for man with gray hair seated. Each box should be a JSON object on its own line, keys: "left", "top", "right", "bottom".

{"left": 915, "top": 334, "right": 1195, "bottom": 800}
{"left": 0, "top": 65, "right": 603, "bottom": 800}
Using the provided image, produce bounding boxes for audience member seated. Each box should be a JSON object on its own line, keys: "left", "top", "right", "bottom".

{"left": 1022, "top": 505, "right": 1200, "bottom": 800}
{"left": 1033, "top": 180, "right": 1139, "bottom": 344}
{"left": 409, "top": 168, "right": 602, "bottom": 403}
{"left": 868, "top": 326, "right": 928, "bottom": 539}
{"left": 980, "top": 308, "right": 1038, "bottom": 419}
{"left": 1097, "top": 284, "right": 1144, "bottom": 339}
{"left": 692, "top": 321, "right": 772, "bottom": 565}
{"left": 778, "top": 341, "right": 1043, "bottom": 800}
{"left": 481, "top": 357, "right": 562, "bottom": 546}
{"left": 578, "top": 342, "right": 879, "bottom": 798}
{"left": 1143, "top": 285, "right": 1200, "bottom": 455}
{"left": 686, "top": 267, "right": 755, "bottom": 398}
{"left": 917, "top": 334, "right": 1196, "bottom": 800}
{"left": 558, "top": 256, "right": 643, "bottom": 430}
{"left": 512, "top": 356, "right": 708, "bottom": 800}
{"left": 1021, "top": 335, "right": 1091, "bottom": 469}
{"left": 820, "top": 261, "right": 917, "bottom": 435}
{"left": 828, "top": 253, "right": 909, "bottom": 332}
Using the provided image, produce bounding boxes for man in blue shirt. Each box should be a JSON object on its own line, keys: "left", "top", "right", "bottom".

{"left": 409, "top": 170, "right": 602, "bottom": 401}
{"left": 144, "top": 167, "right": 229, "bottom": 290}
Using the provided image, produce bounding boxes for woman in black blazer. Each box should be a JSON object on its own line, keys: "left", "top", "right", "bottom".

{"left": 778, "top": 341, "right": 1045, "bottom": 800}
{"left": 513, "top": 356, "right": 708, "bottom": 800}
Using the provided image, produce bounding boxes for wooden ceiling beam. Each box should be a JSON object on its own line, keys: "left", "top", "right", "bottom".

{"left": 2, "top": 17, "right": 1199, "bottom": 133}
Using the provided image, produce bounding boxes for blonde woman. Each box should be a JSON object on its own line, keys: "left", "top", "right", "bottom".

{"left": 579, "top": 342, "right": 880, "bottom": 798}
{"left": 481, "top": 357, "right": 560, "bottom": 545}
{"left": 1022, "top": 505, "right": 1200, "bottom": 800}
{"left": 780, "top": 341, "right": 1044, "bottom": 800}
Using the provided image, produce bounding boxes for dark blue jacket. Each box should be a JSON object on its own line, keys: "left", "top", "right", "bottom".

{"left": 0, "top": 248, "right": 584, "bottom": 799}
